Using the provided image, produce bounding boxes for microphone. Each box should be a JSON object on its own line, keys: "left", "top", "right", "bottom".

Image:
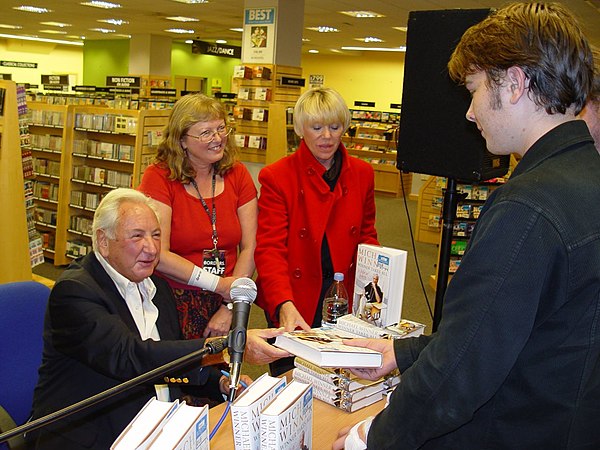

{"left": 227, "top": 277, "right": 257, "bottom": 402}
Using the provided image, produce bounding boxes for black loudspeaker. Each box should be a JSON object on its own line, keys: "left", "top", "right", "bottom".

{"left": 397, "top": 9, "right": 510, "bottom": 182}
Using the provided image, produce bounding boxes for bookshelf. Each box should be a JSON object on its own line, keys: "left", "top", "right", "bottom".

{"left": 15, "top": 101, "right": 170, "bottom": 265}
{"left": 0, "top": 80, "right": 33, "bottom": 282}
{"left": 424, "top": 177, "right": 506, "bottom": 290}
{"left": 65, "top": 106, "right": 170, "bottom": 260}
{"left": 28, "top": 102, "right": 74, "bottom": 265}
{"left": 343, "top": 121, "right": 409, "bottom": 197}
{"left": 233, "top": 64, "right": 302, "bottom": 165}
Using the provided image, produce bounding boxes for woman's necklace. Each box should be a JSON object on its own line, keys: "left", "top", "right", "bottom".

{"left": 190, "top": 170, "right": 220, "bottom": 270}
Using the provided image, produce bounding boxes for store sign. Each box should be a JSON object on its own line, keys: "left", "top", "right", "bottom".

{"left": 73, "top": 85, "right": 97, "bottom": 92}
{"left": 44, "top": 85, "right": 67, "bottom": 91}
{"left": 214, "top": 92, "right": 237, "bottom": 99}
{"left": 41, "top": 74, "right": 69, "bottom": 85}
{"left": 309, "top": 74, "right": 324, "bottom": 87}
{"left": 390, "top": 103, "right": 402, "bottom": 110}
{"left": 106, "top": 76, "right": 141, "bottom": 87}
{"left": 280, "top": 76, "right": 305, "bottom": 87}
{"left": 0, "top": 74, "right": 12, "bottom": 80}
{"left": 1, "top": 60, "right": 37, "bottom": 69}
{"left": 149, "top": 88, "right": 177, "bottom": 97}
{"left": 192, "top": 40, "right": 241, "bottom": 59}
{"left": 354, "top": 101, "right": 376, "bottom": 107}
{"left": 109, "top": 87, "right": 140, "bottom": 94}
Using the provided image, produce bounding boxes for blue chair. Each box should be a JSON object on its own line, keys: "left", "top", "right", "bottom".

{"left": 0, "top": 281, "right": 50, "bottom": 450}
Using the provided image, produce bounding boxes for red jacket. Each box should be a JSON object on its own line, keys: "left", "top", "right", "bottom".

{"left": 255, "top": 141, "right": 379, "bottom": 326}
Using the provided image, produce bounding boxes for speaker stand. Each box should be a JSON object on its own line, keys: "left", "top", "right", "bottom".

{"left": 433, "top": 178, "right": 465, "bottom": 331}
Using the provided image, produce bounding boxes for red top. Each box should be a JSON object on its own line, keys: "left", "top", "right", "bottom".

{"left": 138, "top": 162, "right": 257, "bottom": 290}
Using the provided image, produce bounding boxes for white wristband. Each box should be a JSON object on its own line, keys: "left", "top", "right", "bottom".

{"left": 188, "top": 265, "right": 219, "bottom": 292}
{"left": 344, "top": 416, "right": 373, "bottom": 450}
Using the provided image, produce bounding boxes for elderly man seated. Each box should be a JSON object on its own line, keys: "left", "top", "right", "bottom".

{"left": 27, "top": 188, "right": 288, "bottom": 450}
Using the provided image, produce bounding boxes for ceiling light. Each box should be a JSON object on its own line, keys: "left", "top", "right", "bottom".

{"left": 185, "top": 39, "right": 193, "bottom": 44}
{"left": 215, "top": 39, "right": 227, "bottom": 44}
{"left": 39, "top": 29, "right": 68, "bottom": 34}
{"left": 0, "top": 24, "right": 23, "bottom": 29}
{"left": 308, "top": 49, "right": 319, "bottom": 54}
{"left": 339, "top": 11, "right": 384, "bottom": 18}
{"left": 165, "top": 28, "right": 195, "bottom": 34}
{"left": 171, "top": 0, "right": 208, "bottom": 4}
{"left": 356, "top": 37, "right": 383, "bottom": 43}
{"left": 393, "top": 26, "right": 408, "bottom": 32}
{"left": 307, "top": 26, "right": 339, "bottom": 33}
{"left": 41, "top": 22, "right": 71, "bottom": 28}
{"left": 89, "top": 27, "right": 115, "bottom": 33}
{"left": 341, "top": 46, "right": 406, "bottom": 52}
{"left": 13, "top": 6, "right": 52, "bottom": 14}
{"left": 166, "top": 16, "right": 199, "bottom": 22}
{"left": 230, "top": 28, "right": 243, "bottom": 33}
{"left": 0, "top": 33, "right": 83, "bottom": 46}
{"left": 80, "top": 1, "right": 121, "bottom": 9}
{"left": 98, "top": 19, "right": 128, "bottom": 25}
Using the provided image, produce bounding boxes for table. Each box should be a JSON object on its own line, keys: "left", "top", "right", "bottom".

{"left": 207, "top": 392, "right": 385, "bottom": 449}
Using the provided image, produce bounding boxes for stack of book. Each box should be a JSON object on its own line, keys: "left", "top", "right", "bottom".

{"left": 292, "top": 357, "right": 399, "bottom": 413}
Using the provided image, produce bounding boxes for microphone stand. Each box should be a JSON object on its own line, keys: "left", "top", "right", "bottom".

{"left": 0, "top": 337, "right": 228, "bottom": 445}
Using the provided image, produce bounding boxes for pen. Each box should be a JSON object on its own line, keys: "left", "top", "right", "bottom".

{"left": 220, "top": 369, "right": 249, "bottom": 388}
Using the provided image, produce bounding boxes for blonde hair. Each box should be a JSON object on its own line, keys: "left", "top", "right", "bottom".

{"left": 155, "top": 93, "right": 239, "bottom": 182}
{"left": 293, "top": 87, "right": 351, "bottom": 137}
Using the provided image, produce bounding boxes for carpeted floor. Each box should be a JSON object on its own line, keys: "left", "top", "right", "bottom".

{"left": 33, "top": 193, "right": 439, "bottom": 379}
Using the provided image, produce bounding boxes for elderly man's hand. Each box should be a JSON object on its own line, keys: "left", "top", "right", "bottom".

{"left": 244, "top": 328, "right": 292, "bottom": 365}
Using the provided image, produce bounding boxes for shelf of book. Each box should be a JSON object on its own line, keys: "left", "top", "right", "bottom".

{"left": 343, "top": 124, "right": 409, "bottom": 197}
{"left": 233, "top": 64, "right": 302, "bottom": 165}
{"left": 0, "top": 80, "right": 33, "bottom": 282}
{"left": 427, "top": 177, "right": 507, "bottom": 290}
{"left": 28, "top": 102, "right": 75, "bottom": 265}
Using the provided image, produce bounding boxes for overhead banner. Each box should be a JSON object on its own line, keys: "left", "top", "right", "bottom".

{"left": 192, "top": 40, "right": 241, "bottom": 59}
{"left": 242, "top": 7, "right": 276, "bottom": 64}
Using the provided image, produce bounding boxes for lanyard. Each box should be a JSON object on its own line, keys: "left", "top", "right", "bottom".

{"left": 190, "top": 172, "right": 219, "bottom": 264}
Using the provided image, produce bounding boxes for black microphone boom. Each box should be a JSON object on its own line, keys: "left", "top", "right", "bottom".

{"left": 0, "top": 337, "right": 228, "bottom": 445}
{"left": 227, "top": 277, "right": 257, "bottom": 402}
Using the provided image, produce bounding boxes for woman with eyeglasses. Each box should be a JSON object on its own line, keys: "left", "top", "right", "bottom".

{"left": 254, "top": 87, "right": 379, "bottom": 375}
{"left": 139, "top": 93, "right": 257, "bottom": 340}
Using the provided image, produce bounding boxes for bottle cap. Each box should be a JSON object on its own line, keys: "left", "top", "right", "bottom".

{"left": 334, "top": 272, "right": 344, "bottom": 281}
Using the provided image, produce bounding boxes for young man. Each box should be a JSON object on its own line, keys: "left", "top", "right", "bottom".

{"left": 335, "top": 3, "right": 599, "bottom": 449}
{"left": 27, "top": 188, "right": 288, "bottom": 450}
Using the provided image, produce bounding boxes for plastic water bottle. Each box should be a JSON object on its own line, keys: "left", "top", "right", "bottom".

{"left": 322, "top": 272, "right": 349, "bottom": 327}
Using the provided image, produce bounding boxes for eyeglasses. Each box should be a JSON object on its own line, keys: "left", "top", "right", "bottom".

{"left": 185, "top": 126, "right": 233, "bottom": 143}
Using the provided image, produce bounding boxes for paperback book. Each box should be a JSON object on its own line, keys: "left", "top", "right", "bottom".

{"left": 111, "top": 397, "right": 179, "bottom": 450}
{"left": 146, "top": 402, "right": 209, "bottom": 450}
{"left": 259, "top": 380, "right": 313, "bottom": 450}
{"left": 274, "top": 328, "right": 383, "bottom": 368}
{"left": 311, "top": 388, "right": 388, "bottom": 413}
{"left": 292, "top": 368, "right": 388, "bottom": 403}
{"left": 293, "top": 357, "right": 400, "bottom": 392}
{"left": 353, "top": 244, "right": 407, "bottom": 327}
{"left": 230, "top": 373, "right": 287, "bottom": 450}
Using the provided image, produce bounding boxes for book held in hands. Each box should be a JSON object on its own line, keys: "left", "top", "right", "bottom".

{"left": 273, "top": 328, "right": 383, "bottom": 368}
{"left": 353, "top": 244, "right": 407, "bottom": 327}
